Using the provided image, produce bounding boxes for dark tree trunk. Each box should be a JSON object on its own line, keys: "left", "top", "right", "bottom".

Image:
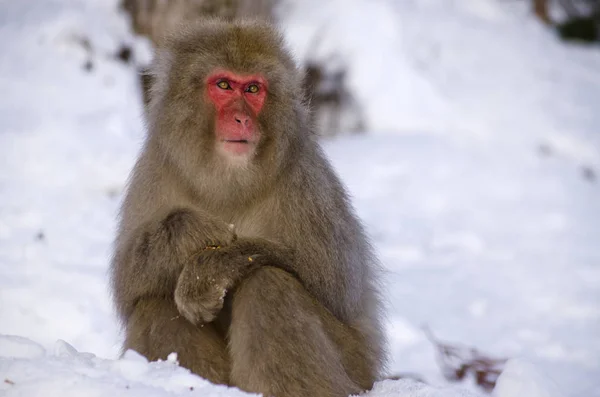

{"left": 533, "top": 0, "right": 552, "bottom": 24}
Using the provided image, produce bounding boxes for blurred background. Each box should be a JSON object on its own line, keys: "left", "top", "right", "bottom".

{"left": 0, "top": 0, "right": 599, "bottom": 396}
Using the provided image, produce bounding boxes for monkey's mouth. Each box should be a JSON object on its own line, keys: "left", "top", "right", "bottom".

{"left": 220, "top": 139, "right": 255, "bottom": 156}
{"left": 224, "top": 139, "right": 249, "bottom": 144}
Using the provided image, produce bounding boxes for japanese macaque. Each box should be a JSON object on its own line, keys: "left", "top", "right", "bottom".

{"left": 110, "top": 18, "right": 386, "bottom": 397}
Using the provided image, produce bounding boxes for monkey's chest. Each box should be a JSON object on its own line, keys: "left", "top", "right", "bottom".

{"left": 222, "top": 203, "right": 280, "bottom": 241}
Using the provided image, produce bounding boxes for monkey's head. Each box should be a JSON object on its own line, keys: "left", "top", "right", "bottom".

{"left": 147, "top": 19, "right": 310, "bottom": 198}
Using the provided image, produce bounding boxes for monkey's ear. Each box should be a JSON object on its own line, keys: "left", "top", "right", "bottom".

{"left": 151, "top": 48, "right": 174, "bottom": 83}
{"left": 146, "top": 48, "right": 174, "bottom": 105}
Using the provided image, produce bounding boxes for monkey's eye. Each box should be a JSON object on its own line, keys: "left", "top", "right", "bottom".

{"left": 246, "top": 84, "right": 260, "bottom": 94}
{"left": 217, "top": 80, "right": 231, "bottom": 90}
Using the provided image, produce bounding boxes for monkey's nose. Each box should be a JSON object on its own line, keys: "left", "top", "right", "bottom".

{"left": 234, "top": 114, "right": 250, "bottom": 126}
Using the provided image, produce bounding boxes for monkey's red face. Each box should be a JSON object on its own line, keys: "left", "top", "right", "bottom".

{"left": 206, "top": 71, "right": 267, "bottom": 160}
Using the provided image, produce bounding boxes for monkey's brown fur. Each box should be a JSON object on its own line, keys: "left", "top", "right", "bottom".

{"left": 111, "top": 18, "right": 386, "bottom": 397}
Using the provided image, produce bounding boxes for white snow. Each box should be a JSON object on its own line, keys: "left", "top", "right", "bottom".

{"left": 494, "top": 359, "right": 563, "bottom": 397}
{"left": 1, "top": 336, "right": 569, "bottom": 397}
{"left": 1, "top": 337, "right": 253, "bottom": 397}
{"left": 0, "top": 335, "right": 489, "bottom": 397}
{"left": 1, "top": 0, "right": 599, "bottom": 396}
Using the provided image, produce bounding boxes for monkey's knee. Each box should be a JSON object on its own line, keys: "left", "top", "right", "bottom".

{"left": 230, "top": 266, "right": 320, "bottom": 329}
{"left": 234, "top": 266, "right": 300, "bottom": 306}
{"left": 124, "top": 298, "right": 230, "bottom": 385}
{"left": 229, "top": 267, "right": 359, "bottom": 397}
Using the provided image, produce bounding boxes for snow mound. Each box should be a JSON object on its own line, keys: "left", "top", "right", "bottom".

{"left": 1, "top": 335, "right": 568, "bottom": 397}
{"left": 371, "top": 379, "right": 482, "bottom": 397}
{"left": 0, "top": 335, "right": 487, "bottom": 397}
{"left": 494, "top": 359, "right": 563, "bottom": 397}
{"left": 0, "top": 335, "right": 252, "bottom": 397}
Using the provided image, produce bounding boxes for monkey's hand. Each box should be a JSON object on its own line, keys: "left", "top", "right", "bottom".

{"left": 153, "top": 208, "right": 236, "bottom": 259}
{"left": 174, "top": 238, "right": 295, "bottom": 325}
{"left": 174, "top": 244, "right": 256, "bottom": 325}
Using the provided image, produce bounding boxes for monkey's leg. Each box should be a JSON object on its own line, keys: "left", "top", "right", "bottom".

{"left": 228, "top": 266, "right": 372, "bottom": 397}
{"left": 124, "top": 297, "right": 230, "bottom": 385}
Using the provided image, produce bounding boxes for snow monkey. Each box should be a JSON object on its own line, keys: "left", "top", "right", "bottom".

{"left": 110, "top": 18, "right": 386, "bottom": 397}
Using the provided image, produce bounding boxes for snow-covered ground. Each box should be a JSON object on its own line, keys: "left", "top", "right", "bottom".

{"left": 0, "top": 335, "right": 560, "bottom": 397}
{"left": 1, "top": 0, "right": 599, "bottom": 396}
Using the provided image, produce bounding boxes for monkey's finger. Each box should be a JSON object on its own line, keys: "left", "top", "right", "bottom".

{"left": 175, "top": 292, "right": 223, "bottom": 325}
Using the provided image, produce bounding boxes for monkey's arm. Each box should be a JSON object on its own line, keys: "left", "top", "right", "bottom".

{"left": 174, "top": 238, "right": 297, "bottom": 324}
{"left": 111, "top": 208, "right": 236, "bottom": 322}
